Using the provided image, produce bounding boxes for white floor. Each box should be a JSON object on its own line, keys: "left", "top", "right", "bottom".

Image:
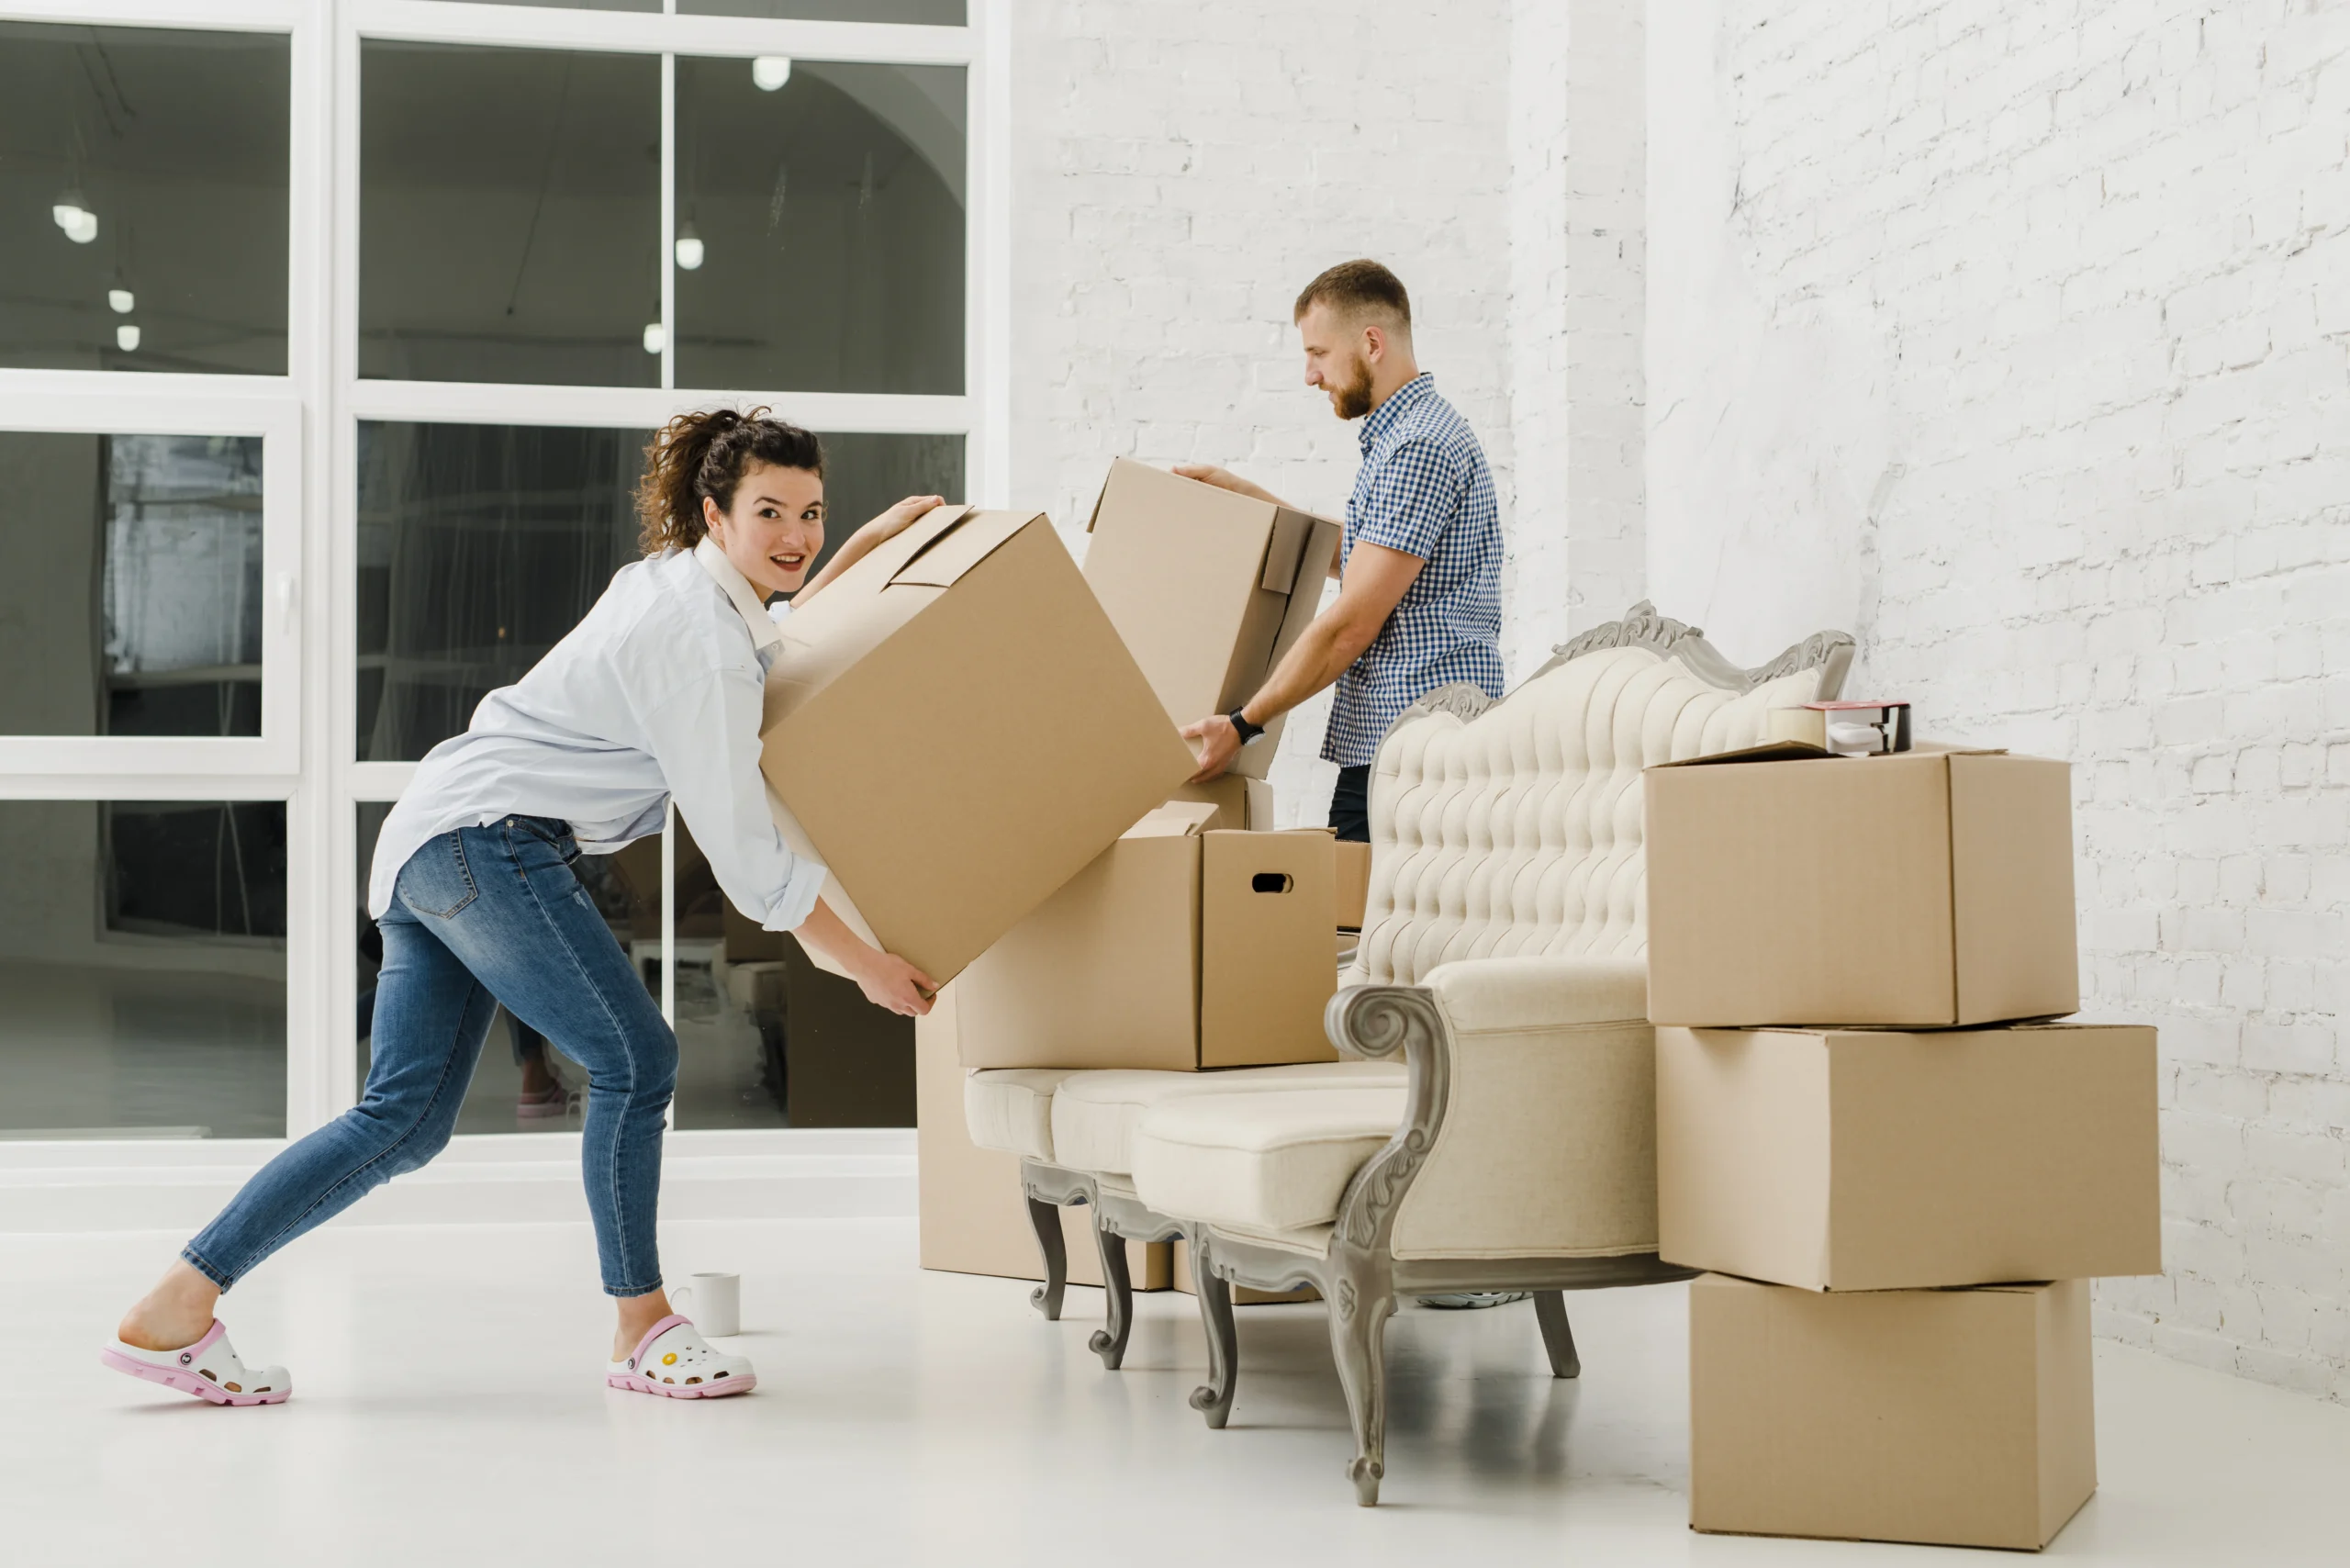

{"left": 7, "top": 1217, "right": 2347, "bottom": 1566}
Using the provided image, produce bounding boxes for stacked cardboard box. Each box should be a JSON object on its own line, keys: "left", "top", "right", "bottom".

{"left": 1645, "top": 745, "right": 2161, "bottom": 1552}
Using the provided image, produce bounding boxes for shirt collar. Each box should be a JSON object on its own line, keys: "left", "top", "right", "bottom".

{"left": 692, "top": 537, "right": 784, "bottom": 652}
{"left": 1358, "top": 372, "right": 1435, "bottom": 453}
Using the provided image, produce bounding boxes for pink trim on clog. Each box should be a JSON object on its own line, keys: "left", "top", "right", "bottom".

{"left": 98, "top": 1320, "right": 290, "bottom": 1407}
{"left": 604, "top": 1368, "right": 756, "bottom": 1399}
{"left": 621, "top": 1313, "right": 692, "bottom": 1372}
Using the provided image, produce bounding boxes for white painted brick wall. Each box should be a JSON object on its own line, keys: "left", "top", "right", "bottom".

{"left": 1650, "top": 0, "right": 2350, "bottom": 1402}
{"left": 1008, "top": 0, "right": 1514, "bottom": 822}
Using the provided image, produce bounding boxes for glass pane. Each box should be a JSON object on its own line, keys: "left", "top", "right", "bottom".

{"left": 357, "top": 804, "right": 655, "bottom": 1136}
{"left": 676, "top": 58, "right": 965, "bottom": 394}
{"left": 361, "top": 42, "right": 659, "bottom": 386}
{"left": 358, "top": 420, "right": 963, "bottom": 760}
{"left": 682, "top": 1, "right": 965, "bottom": 19}
{"left": 0, "top": 23, "right": 288, "bottom": 375}
{"left": 675, "top": 818, "right": 912, "bottom": 1129}
{"left": 0, "top": 800, "right": 285, "bottom": 1140}
{"left": 0, "top": 431, "right": 264, "bottom": 738}
{"left": 436, "top": 1, "right": 657, "bottom": 9}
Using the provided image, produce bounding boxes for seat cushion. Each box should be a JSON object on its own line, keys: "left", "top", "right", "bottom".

{"left": 963, "top": 1069, "right": 1078, "bottom": 1160}
{"left": 1131, "top": 1086, "right": 1407, "bottom": 1233}
{"left": 1049, "top": 1060, "right": 1407, "bottom": 1175}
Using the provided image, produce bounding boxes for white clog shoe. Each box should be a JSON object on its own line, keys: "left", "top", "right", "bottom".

{"left": 607, "top": 1314, "right": 755, "bottom": 1399}
{"left": 101, "top": 1320, "right": 291, "bottom": 1406}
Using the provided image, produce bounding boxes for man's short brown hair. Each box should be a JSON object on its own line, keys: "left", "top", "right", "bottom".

{"left": 1293, "top": 259, "right": 1412, "bottom": 331}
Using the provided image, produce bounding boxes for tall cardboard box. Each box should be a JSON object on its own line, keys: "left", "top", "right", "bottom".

{"left": 759, "top": 504, "right": 1196, "bottom": 985}
{"left": 955, "top": 803, "right": 1338, "bottom": 1071}
{"left": 1084, "top": 459, "right": 1342, "bottom": 780}
{"left": 1657, "top": 1023, "right": 2159, "bottom": 1291}
{"left": 1690, "top": 1274, "right": 2096, "bottom": 1551}
{"left": 1643, "top": 746, "right": 2079, "bottom": 1026}
{"left": 916, "top": 985, "right": 1169, "bottom": 1288}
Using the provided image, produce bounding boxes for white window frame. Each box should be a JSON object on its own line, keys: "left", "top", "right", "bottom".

{"left": 0, "top": 0, "right": 1007, "bottom": 1159}
{"left": 0, "top": 385, "right": 305, "bottom": 778}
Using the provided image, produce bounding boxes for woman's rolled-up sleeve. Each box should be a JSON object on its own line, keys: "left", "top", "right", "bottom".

{"left": 640, "top": 659, "right": 828, "bottom": 933}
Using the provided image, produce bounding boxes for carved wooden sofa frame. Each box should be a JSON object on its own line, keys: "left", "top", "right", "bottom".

{"left": 994, "top": 602, "right": 1855, "bottom": 1503}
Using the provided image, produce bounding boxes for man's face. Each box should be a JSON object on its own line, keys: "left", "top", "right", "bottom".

{"left": 1298, "top": 302, "right": 1378, "bottom": 420}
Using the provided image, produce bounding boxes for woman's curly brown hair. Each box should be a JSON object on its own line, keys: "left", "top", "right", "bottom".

{"left": 635, "top": 407, "right": 826, "bottom": 554}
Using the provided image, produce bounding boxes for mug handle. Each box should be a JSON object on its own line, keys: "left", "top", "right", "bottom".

{"left": 670, "top": 1282, "right": 696, "bottom": 1317}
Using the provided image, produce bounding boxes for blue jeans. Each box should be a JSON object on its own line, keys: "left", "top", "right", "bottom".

{"left": 186, "top": 817, "right": 676, "bottom": 1297}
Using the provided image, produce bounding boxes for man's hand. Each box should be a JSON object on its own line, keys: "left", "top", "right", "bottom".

{"left": 1173, "top": 465, "right": 1284, "bottom": 508}
{"left": 1180, "top": 712, "right": 1243, "bottom": 783}
{"left": 850, "top": 947, "right": 938, "bottom": 1017}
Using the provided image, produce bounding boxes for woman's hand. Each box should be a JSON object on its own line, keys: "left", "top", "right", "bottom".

{"left": 858, "top": 494, "right": 946, "bottom": 544}
{"left": 850, "top": 947, "right": 939, "bottom": 1018}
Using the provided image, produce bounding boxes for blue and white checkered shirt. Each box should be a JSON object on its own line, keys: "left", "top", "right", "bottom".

{"left": 1323, "top": 374, "right": 1505, "bottom": 767}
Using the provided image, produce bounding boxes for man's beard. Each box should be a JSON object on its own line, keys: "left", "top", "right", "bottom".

{"left": 1328, "top": 357, "right": 1376, "bottom": 420}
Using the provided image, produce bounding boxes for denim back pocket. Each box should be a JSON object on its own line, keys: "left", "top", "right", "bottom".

{"left": 398, "top": 832, "right": 479, "bottom": 920}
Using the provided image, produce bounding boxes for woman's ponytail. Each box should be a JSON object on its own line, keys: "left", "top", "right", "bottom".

{"left": 635, "top": 406, "right": 824, "bottom": 554}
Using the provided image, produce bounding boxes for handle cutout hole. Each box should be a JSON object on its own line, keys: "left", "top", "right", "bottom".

{"left": 1250, "top": 872, "right": 1293, "bottom": 894}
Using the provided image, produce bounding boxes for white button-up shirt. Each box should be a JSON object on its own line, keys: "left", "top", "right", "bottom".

{"left": 366, "top": 540, "right": 828, "bottom": 933}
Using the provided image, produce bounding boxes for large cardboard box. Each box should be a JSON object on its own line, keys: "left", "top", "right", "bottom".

{"left": 1643, "top": 746, "right": 2079, "bottom": 1027}
{"left": 759, "top": 504, "right": 1196, "bottom": 985}
{"left": 1084, "top": 459, "right": 1342, "bottom": 780}
{"left": 1168, "top": 773, "right": 1273, "bottom": 832}
{"left": 1657, "top": 1023, "right": 2161, "bottom": 1291}
{"left": 916, "top": 985, "right": 1169, "bottom": 1288}
{"left": 1690, "top": 1274, "right": 2096, "bottom": 1551}
{"left": 956, "top": 803, "right": 1338, "bottom": 1071}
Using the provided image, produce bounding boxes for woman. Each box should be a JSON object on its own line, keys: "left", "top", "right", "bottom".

{"left": 104, "top": 409, "right": 937, "bottom": 1405}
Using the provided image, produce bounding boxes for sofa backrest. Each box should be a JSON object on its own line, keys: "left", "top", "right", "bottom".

{"left": 1348, "top": 603, "right": 1852, "bottom": 988}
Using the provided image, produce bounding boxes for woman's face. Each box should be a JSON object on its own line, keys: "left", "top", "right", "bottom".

{"left": 703, "top": 461, "right": 825, "bottom": 599}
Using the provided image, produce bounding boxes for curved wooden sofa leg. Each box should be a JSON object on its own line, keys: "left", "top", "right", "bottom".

{"left": 1186, "top": 1234, "right": 1239, "bottom": 1429}
{"left": 1088, "top": 1215, "right": 1134, "bottom": 1369}
{"left": 1024, "top": 1195, "right": 1067, "bottom": 1321}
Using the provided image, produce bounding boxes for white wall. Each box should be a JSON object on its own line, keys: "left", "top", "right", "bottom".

{"left": 1650, "top": 0, "right": 2350, "bottom": 1402}
{"left": 1006, "top": 0, "right": 1515, "bottom": 822}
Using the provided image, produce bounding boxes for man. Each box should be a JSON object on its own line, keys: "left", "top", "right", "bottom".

{"left": 1179, "top": 259, "right": 1504, "bottom": 842}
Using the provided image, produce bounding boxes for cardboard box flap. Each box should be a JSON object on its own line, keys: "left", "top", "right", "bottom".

{"left": 1259, "top": 508, "right": 1316, "bottom": 594}
{"left": 1653, "top": 741, "right": 2010, "bottom": 770}
{"left": 1125, "top": 800, "right": 1220, "bottom": 839}
{"left": 890, "top": 508, "right": 1033, "bottom": 588}
{"left": 854, "top": 502, "right": 973, "bottom": 583}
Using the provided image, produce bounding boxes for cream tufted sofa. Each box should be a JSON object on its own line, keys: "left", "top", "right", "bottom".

{"left": 963, "top": 603, "right": 1852, "bottom": 1504}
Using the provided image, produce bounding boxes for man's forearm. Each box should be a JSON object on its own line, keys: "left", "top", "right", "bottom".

{"left": 1240, "top": 616, "right": 1370, "bottom": 728}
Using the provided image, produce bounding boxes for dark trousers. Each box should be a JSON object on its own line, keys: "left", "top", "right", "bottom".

{"left": 1329, "top": 764, "right": 1371, "bottom": 843}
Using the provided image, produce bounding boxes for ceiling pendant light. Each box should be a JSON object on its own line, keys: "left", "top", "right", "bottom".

{"left": 52, "top": 190, "right": 98, "bottom": 244}
{"left": 643, "top": 322, "right": 666, "bottom": 355}
{"left": 752, "top": 55, "right": 792, "bottom": 92}
{"left": 117, "top": 324, "right": 140, "bottom": 352}
{"left": 674, "top": 222, "right": 705, "bottom": 271}
{"left": 109, "top": 287, "right": 135, "bottom": 314}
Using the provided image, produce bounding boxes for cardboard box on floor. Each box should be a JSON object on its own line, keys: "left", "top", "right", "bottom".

{"left": 916, "top": 985, "right": 1169, "bottom": 1289}
{"left": 1084, "top": 459, "right": 1341, "bottom": 782}
{"left": 1690, "top": 1274, "right": 2096, "bottom": 1551}
{"left": 1168, "top": 773, "right": 1273, "bottom": 832}
{"left": 955, "top": 802, "right": 1339, "bottom": 1071}
{"left": 758, "top": 504, "right": 1196, "bottom": 986}
{"left": 1656, "top": 1023, "right": 2161, "bottom": 1291}
{"left": 1335, "top": 840, "right": 1371, "bottom": 931}
{"left": 1642, "top": 745, "right": 2080, "bottom": 1027}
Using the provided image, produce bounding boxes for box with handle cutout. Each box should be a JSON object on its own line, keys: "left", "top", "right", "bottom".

{"left": 954, "top": 801, "right": 1339, "bottom": 1070}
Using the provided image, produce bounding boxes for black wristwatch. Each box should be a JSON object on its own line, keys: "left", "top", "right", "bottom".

{"left": 1227, "top": 706, "right": 1267, "bottom": 745}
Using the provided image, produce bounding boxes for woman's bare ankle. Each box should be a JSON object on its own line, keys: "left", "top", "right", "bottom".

{"left": 118, "top": 1260, "right": 222, "bottom": 1351}
{"left": 611, "top": 1287, "right": 675, "bottom": 1361}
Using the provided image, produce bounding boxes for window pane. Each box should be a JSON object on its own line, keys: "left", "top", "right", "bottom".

{"left": 357, "top": 803, "right": 653, "bottom": 1136}
{"left": 676, "top": 58, "right": 965, "bottom": 394}
{"left": 358, "top": 420, "right": 962, "bottom": 760}
{"left": 361, "top": 43, "right": 660, "bottom": 386}
{"left": 436, "top": 0, "right": 657, "bottom": 10}
{"left": 0, "top": 800, "right": 285, "bottom": 1140}
{"left": 681, "top": 1, "right": 965, "bottom": 18}
{"left": 0, "top": 431, "right": 264, "bottom": 738}
{"left": 0, "top": 24, "right": 288, "bottom": 375}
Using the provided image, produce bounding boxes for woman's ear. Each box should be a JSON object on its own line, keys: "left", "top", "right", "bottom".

{"left": 700, "top": 492, "right": 726, "bottom": 541}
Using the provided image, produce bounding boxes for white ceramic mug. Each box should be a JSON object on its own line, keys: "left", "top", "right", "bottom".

{"left": 670, "top": 1271, "right": 741, "bottom": 1338}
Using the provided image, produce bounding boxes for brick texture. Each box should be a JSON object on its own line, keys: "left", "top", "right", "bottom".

{"left": 1650, "top": 0, "right": 2350, "bottom": 1402}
